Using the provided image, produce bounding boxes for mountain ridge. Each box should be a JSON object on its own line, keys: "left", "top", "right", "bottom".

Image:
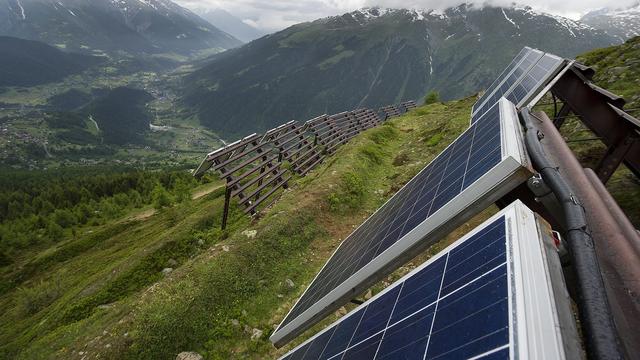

{"left": 0, "top": 0, "right": 242, "bottom": 55}
{"left": 581, "top": 3, "right": 640, "bottom": 41}
{"left": 0, "top": 36, "right": 104, "bottom": 87}
{"left": 182, "top": 5, "right": 617, "bottom": 138}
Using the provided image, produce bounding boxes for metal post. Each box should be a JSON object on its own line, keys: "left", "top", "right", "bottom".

{"left": 222, "top": 187, "right": 231, "bottom": 230}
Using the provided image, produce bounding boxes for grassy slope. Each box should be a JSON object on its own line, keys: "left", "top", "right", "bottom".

{"left": 0, "top": 181, "right": 231, "bottom": 358}
{"left": 2, "top": 97, "right": 486, "bottom": 359}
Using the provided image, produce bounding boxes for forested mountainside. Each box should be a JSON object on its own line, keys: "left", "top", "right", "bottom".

{"left": 183, "top": 5, "right": 616, "bottom": 138}
{"left": 0, "top": 0, "right": 241, "bottom": 56}
{"left": 0, "top": 36, "right": 103, "bottom": 87}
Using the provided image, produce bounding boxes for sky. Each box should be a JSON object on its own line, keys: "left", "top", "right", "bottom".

{"left": 175, "top": 0, "right": 639, "bottom": 32}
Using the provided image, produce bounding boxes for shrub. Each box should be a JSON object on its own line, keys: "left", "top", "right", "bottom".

{"left": 424, "top": 91, "right": 440, "bottom": 105}
{"left": 16, "top": 278, "right": 63, "bottom": 315}
{"left": 152, "top": 185, "right": 174, "bottom": 210}
{"left": 328, "top": 172, "right": 367, "bottom": 213}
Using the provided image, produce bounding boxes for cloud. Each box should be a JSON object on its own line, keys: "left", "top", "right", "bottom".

{"left": 176, "top": 0, "right": 362, "bottom": 32}
{"left": 175, "top": 0, "right": 639, "bottom": 32}
{"left": 365, "top": 0, "right": 639, "bottom": 18}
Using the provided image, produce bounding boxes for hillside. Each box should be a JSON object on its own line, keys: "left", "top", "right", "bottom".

{"left": 577, "top": 36, "right": 640, "bottom": 110}
{"left": 0, "top": 96, "right": 483, "bottom": 359}
{"left": 183, "top": 5, "right": 616, "bottom": 138}
{"left": 85, "top": 87, "right": 154, "bottom": 145}
{"left": 0, "top": 0, "right": 241, "bottom": 56}
{"left": 0, "top": 66, "right": 224, "bottom": 169}
{"left": 0, "top": 34, "right": 638, "bottom": 360}
{"left": 0, "top": 36, "right": 103, "bottom": 87}
{"left": 1, "top": 72, "right": 637, "bottom": 359}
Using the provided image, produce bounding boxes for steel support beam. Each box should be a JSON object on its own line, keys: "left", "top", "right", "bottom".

{"left": 553, "top": 103, "right": 572, "bottom": 128}
{"left": 534, "top": 110, "right": 640, "bottom": 358}
{"left": 551, "top": 68, "right": 640, "bottom": 180}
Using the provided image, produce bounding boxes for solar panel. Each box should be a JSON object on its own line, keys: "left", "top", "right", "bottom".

{"left": 470, "top": 47, "right": 533, "bottom": 115}
{"left": 279, "top": 201, "right": 580, "bottom": 360}
{"left": 270, "top": 98, "right": 532, "bottom": 346}
{"left": 471, "top": 51, "right": 567, "bottom": 125}
{"left": 471, "top": 49, "right": 544, "bottom": 123}
{"left": 505, "top": 53, "right": 567, "bottom": 107}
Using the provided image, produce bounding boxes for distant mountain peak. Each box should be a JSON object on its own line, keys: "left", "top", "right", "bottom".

{"left": 183, "top": 4, "right": 616, "bottom": 138}
{"left": 0, "top": 0, "right": 241, "bottom": 55}
{"left": 324, "top": 5, "right": 600, "bottom": 41}
{"left": 581, "top": 3, "right": 640, "bottom": 41}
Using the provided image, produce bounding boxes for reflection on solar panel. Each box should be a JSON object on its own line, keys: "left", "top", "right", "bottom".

{"left": 470, "top": 47, "right": 533, "bottom": 115}
{"left": 471, "top": 49, "right": 543, "bottom": 122}
{"left": 471, "top": 49, "right": 567, "bottom": 125}
{"left": 505, "top": 53, "right": 566, "bottom": 106}
{"left": 270, "top": 98, "right": 532, "bottom": 346}
{"left": 279, "top": 201, "right": 580, "bottom": 360}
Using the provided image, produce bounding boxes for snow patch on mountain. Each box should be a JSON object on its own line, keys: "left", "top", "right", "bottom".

{"left": 501, "top": 8, "right": 519, "bottom": 28}
{"left": 581, "top": 3, "right": 640, "bottom": 41}
{"left": 16, "top": 0, "right": 25, "bottom": 20}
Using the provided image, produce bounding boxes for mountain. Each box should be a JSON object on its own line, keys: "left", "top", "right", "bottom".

{"left": 1, "top": 38, "right": 637, "bottom": 359}
{"left": 0, "top": 36, "right": 103, "bottom": 87}
{"left": 0, "top": 0, "right": 241, "bottom": 56}
{"left": 85, "top": 87, "right": 154, "bottom": 145}
{"left": 182, "top": 5, "right": 617, "bottom": 138}
{"left": 198, "top": 8, "right": 266, "bottom": 43}
{"left": 581, "top": 3, "right": 640, "bottom": 41}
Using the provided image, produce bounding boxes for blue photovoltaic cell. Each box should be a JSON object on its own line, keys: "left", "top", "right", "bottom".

{"left": 471, "top": 47, "right": 531, "bottom": 114}
{"left": 280, "top": 215, "right": 509, "bottom": 360}
{"left": 505, "top": 54, "right": 565, "bottom": 106}
{"left": 276, "top": 101, "right": 505, "bottom": 334}
{"left": 471, "top": 49, "right": 543, "bottom": 123}
{"left": 471, "top": 52, "right": 565, "bottom": 125}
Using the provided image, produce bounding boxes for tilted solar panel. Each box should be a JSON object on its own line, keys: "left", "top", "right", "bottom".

{"left": 471, "top": 47, "right": 532, "bottom": 115}
{"left": 471, "top": 49, "right": 544, "bottom": 123}
{"left": 279, "top": 201, "right": 580, "bottom": 360}
{"left": 505, "top": 53, "right": 566, "bottom": 106}
{"left": 471, "top": 52, "right": 568, "bottom": 125}
{"left": 270, "top": 98, "right": 532, "bottom": 346}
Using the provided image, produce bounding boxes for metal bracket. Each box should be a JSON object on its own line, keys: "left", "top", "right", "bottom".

{"left": 527, "top": 174, "right": 566, "bottom": 229}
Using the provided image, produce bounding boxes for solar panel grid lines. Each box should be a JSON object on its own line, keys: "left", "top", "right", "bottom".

{"left": 471, "top": 49, "right": 569, "bottom": 126}
{"left": 471, "top": 49, "right": 545, "bottom": 124}
{"left": 506, "top": 53, "right": 568, "bottom": 110}
{"left": 271, "top": 98, "right": 532, "bottom": 347}
{"left": 524, "top": 60, "right": 576, "bottom": 114}
{"left": 278, "top": 201, "right": 579, "bottom": 360}
{"left": 471, "top": 47, "right": 532, "bottom": 115}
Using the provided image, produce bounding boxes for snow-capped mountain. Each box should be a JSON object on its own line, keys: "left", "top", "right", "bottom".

{"left": 0, "top": 0, "right": 241, "bottom": 55}
{"left": 182, "top": 4, "right": 617, "bottom": 137}
{"left": 581, "top": 3, "right": 640, "bottom": 41}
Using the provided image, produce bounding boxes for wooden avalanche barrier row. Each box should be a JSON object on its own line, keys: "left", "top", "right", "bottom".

{"left": 194, "top": 100, "right": 418, "bottom": 229}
